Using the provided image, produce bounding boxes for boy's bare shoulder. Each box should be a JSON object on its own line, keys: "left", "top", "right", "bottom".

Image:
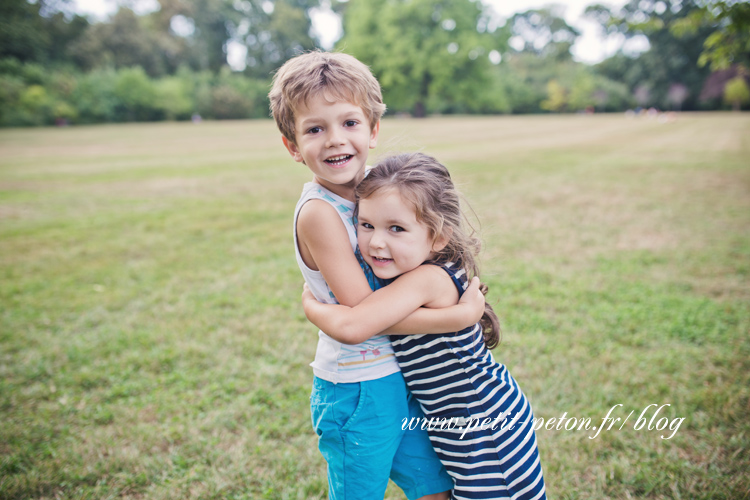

{"left": 297, "top": 198, "right": 347, "bottom": 236}
{"left": 296, "top": 198, "right": 351, "bottom": 270}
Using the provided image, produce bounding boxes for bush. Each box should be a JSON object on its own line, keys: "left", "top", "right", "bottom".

{"left": 113, "top": 66, "right": 159, "bottom": 121}
{"left": 0, "top": 74, "right": 26, "bottom": 126}
{"left": 71, "top": 68, "right": 119, "bottom": 123}
{"left": 18, "top": 84, "right": 52, "bottom": 125}
{"left": 0, "top": 61, "right": 270, "bottom": 127}
{"left": 209, "top": 85, "right": 253, "bottom": 119}
{"left": 155, "top": 76, "right": 194, "bottom": 120}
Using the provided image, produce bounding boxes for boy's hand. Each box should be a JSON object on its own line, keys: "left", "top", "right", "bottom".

{"left": 459, "top": 277, "right": 486, "bottom": 325}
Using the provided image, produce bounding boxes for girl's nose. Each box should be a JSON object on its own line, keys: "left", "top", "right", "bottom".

{"left": 369, "top": 231, "right": 385, "bottom": 249}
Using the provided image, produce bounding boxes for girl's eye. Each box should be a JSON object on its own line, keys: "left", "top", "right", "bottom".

{"left": 389, "top": 225, "right": 405, "bottom": 233}
{"left": 360, "top": 222, "right": 373, "bottom": 230}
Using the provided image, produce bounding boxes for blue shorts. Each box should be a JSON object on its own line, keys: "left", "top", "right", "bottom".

{"left": 310, "top": 371, "right": 453, "bottom": 500}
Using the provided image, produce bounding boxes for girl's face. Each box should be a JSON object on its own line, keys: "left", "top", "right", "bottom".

{"left": 357, "top": 188, "right": 444, "bottom": 280}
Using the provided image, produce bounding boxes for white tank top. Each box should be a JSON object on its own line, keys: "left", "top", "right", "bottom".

{"left": 293, "top": 182, "right": 400, "bottom": 383}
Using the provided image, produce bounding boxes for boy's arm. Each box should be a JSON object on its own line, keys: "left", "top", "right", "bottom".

{"left": 298, "top": 200, "right": 482, "bottom": 339}
{"left": 302, "top": 276, "right": 485, "bottom": 345}
{"left": 297, "top": 200, "right": 374, "bottom": 306}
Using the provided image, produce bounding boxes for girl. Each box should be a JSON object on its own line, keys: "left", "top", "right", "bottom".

{"left": 302, "top": 153, "right": 546, "bottom": 500}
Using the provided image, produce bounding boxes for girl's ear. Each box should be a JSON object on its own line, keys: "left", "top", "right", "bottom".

{"left": 432, "top": 227, "right": 452, "bottom": 253}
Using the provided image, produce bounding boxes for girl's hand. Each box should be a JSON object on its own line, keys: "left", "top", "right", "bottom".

{"left": 459, "top": 277, "right": 486, "bottom": 326}
{"left": 301, "top": 283, "right": 319, "bottom": 319}
{"left": 302, "top": 283, "right": 316, "bottom": 302}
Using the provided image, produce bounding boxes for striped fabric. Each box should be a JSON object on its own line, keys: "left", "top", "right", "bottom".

{"left": 391, "top": 262, "right": 546, "bottom": 500}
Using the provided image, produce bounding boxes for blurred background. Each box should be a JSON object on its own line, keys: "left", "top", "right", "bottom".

{"left": 1, "top": 0, "right": 748, "bottom": 127}
{"left": 2, "top": 1, "right": 749, "bottom": 498}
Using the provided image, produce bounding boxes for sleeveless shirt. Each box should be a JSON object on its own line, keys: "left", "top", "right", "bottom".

{"left": 293, "top": 182, "right": 400, "bottom": 383}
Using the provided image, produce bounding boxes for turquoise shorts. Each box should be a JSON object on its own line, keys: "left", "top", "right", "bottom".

{"left": 310, "top": 371, "right": 453, "bottom": 500}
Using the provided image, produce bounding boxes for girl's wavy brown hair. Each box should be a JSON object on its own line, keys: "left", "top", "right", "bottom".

{"left": 355, "top": 152, "right": 500, "bottom": 349}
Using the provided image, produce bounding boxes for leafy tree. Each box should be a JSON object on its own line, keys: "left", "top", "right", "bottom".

{"left": 671, "top": 0, "right": 750, "bottom": 70}
{"left": 541, "top": 79, "right": 567, "bottom": 111}
{"left": 184, "top": 0, "right": 239, "bottom": 72}
{"left": 499, "top": 6, "right": 631, "bottom": 114}
{"left": 491, "top": 54, "right": 543, "bottom": 113}
{"left": 338, "top": 0, "right": 509, "bottom": 116}
{"left": 69, "top": 8, "right": 178, "bottom": 76}
{"left": 723, "top": 74, "right": 750, "bottom": 110}
{"left": 589, "top": 0, "right": 714, "bottom": 110}
{"left": 43, "top": 11, "right": 91, "bottom": 64}
{"left": 508, "top": 6, "right": 580, "bottom": 61}
{"left": 133, "top": 0, "right": 320, "bottom": 76}
{"left": 241, "top": 0, "right": 319, "bottom": 78}
{"left": 0, "top": 0, "right": 89, "bottom": 65}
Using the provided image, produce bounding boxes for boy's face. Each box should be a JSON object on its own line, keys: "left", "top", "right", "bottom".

{"left": 283, "top": 95, "right": 379, "bottom": 201}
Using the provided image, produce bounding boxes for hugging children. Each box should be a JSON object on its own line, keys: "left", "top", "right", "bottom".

{"left": 269, "top": 51, "right": 545, "bottom": 500}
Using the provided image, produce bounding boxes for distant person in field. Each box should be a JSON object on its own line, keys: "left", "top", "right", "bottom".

{"left": 268, "top": 51, "right": 485, "bottom": 500}
{"left": 302, "top": 153, "right": 547, "bottom": 500}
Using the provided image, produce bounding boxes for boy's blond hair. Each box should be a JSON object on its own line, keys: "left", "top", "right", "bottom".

{"left": 269, "top": 51, "right": 386, "bottom": 144}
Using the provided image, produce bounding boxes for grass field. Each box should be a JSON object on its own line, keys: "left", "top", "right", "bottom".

{"left": 1, "top": 113, "right": 749, "bottom": 499}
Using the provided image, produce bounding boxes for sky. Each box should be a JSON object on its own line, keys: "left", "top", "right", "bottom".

{"left": 72, "top": 0, "right": 636, "bottom": 67}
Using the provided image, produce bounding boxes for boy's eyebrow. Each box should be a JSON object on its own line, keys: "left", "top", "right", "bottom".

{"left": 298, "top": 109, "right": 366, "bottom": 127}
{"left": 297, "top": 116, "right": 320, "bottom": 127}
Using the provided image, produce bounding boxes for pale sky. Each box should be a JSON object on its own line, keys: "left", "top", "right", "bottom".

{"left": 73, "top": 0, "right": 638, "bottom": 67}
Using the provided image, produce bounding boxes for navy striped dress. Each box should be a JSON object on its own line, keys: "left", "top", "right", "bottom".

{"left": 390, "top": 262, "right": 546, "bottom": 500}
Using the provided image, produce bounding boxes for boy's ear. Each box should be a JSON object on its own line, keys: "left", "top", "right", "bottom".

{"left": 369, "top": 121, "right": 380, "bottom": 149}
{"left": 282, "top": 136, "right": 305, "bottom": 163}
{"left": 432, "top": 227, "right": 452, "bottom": 253}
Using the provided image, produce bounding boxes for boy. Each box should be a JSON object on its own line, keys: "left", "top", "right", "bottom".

{"left": 269, "top": 51, "right": 482, "bottom": 500}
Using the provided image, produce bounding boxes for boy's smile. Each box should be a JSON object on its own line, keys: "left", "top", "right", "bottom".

{"left": 283, "top": 96, "right": 379, "bottom": 201}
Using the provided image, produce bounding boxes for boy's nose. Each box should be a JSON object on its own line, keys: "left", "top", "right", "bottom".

{"left": 325, "top": 129, "right": 345, "bottom": 148}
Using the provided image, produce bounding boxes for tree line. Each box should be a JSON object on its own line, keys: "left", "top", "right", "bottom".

{"left": 1, "top": 0, "right": 748, "bottom": 127}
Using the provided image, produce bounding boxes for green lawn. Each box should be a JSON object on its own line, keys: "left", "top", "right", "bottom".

{"left": 1, "top": 113, "right": 748, "bottom": 499}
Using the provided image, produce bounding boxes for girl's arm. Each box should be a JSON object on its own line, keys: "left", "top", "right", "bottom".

{"left": 298, "top": 200, "right": 482, "bottom": 340}
{"left": 302, "top": 265, "right": 482, "bottom": 345}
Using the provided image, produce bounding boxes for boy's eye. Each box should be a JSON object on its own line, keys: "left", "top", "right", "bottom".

{"left": 389, "top": 225, "right": 405, "bottom": 233}
{"left": 360, "top": 222, "right": 373, "bottom": 230}
{"left": 307, "top": 126, "right": 322, "bottom": 134}
{"left": 344, "top": 120, "right": 358, "bottom": 127}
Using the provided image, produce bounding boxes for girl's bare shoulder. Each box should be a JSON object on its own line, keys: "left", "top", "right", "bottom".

{"left": 395, "top": 263, "right": 459, "bottom": 308}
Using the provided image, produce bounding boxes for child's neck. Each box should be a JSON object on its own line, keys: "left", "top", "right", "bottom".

{"left": 313, "top": 178, "right": 358, "bottom": 202}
